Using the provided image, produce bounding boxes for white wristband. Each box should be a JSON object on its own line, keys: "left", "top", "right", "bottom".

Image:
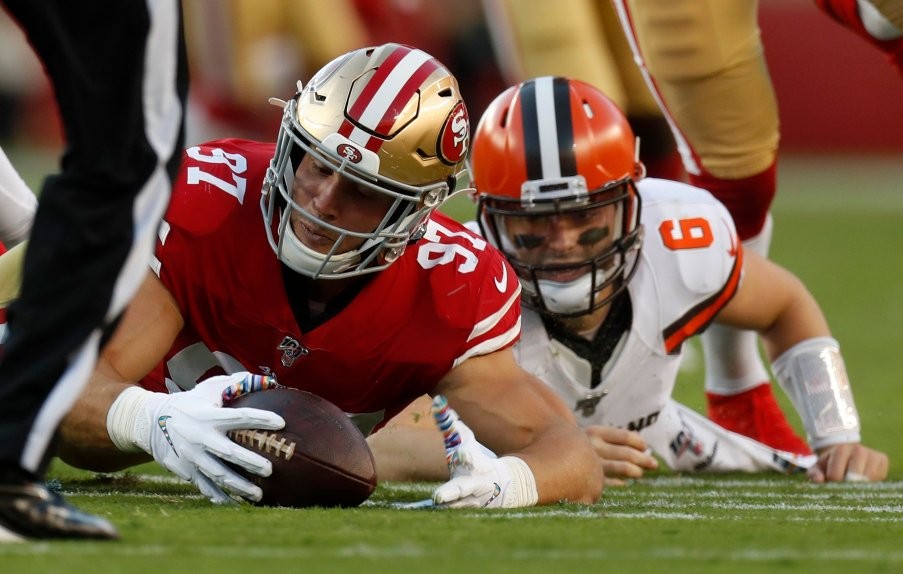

{"left": 499, "top": 456, "right": 539, "bottom": 508}
{"left": 772, "top": 337, "right": 861, "bottom": 450}
{"left": 106, "top": 386, "right": 155, "bottom": 453}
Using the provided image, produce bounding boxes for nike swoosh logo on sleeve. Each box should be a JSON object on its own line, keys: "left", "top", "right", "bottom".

{"left": 494, "top": 263, "right": 508, "bottom": 292}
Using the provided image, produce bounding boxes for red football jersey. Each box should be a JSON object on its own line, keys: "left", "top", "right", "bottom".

{"left": 143, "top": 139, "right": 522, "bottom": 427}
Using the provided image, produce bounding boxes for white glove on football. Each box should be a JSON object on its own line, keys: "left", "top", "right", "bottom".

{"left": 430, "top": 395, "right": 539, "bottom": 509}
{"left": 106, "top": 372, "right": 285, "bottom": 504}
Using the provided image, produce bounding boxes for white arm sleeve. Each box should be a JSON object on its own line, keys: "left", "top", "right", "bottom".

{"left": 772, "top": 337, "right": 861, "bottom": 450}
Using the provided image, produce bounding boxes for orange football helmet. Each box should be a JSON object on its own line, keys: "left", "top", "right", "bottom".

{"left": 472, "top": 76, "right": 644, "bottom": 317}
{"left": 262, "top": 43, "right": 471, "bottom": 279}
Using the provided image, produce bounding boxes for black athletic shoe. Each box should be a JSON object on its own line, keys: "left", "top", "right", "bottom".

{"left": 0, "top": 480, "right": 119, "bottom": 542}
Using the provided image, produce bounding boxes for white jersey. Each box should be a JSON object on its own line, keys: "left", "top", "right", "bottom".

{"left": 513, "top": 178, "right": 814, "bottom": 473}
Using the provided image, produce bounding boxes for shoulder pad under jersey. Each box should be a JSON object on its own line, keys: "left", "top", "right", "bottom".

{"left": 637, "top": 177, "right": 740, "bottom": 297}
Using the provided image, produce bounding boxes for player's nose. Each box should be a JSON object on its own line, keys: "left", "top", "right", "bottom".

{"left": 310, "top": 176, "right": 346, "bottom": 220}
{"left": 546, "top": 217, "right": 575, "bottom": 249}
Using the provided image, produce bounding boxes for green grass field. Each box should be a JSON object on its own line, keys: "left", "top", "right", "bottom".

{"left": 3, "top": 152, "right": 902, "bottom": 573}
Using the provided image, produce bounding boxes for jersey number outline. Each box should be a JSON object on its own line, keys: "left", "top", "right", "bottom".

{"left": 416, "top": 219, "right": 486, "bottom": 273}
{"left": 185, "top": 146, "right": 248, "bottom": 203}
{"left": 659, "top": 217, "right": 714, "bottom": 250}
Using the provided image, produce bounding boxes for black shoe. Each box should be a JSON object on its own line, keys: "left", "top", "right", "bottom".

{"left": 0, "top": 480, "right": 119, "bottom": 542}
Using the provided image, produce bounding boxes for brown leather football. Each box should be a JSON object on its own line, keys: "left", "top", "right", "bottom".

{"left": 226, "top": 387, "right": 377, "bottom": 508}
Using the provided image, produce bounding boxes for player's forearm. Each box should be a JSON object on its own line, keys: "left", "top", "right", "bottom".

{"left": 57, "top": 376, "right": 152, "bottom": 472}
{"left": 515, "top": 385, "right": 605, "bottom": 503}
{"left": 759, "top": 276, "right": 832, "bottom": 360}
{"left": 367, "top": 395, "right": 450, "bottom": 482}
{"left": 518, "top": 423, "right": 604, "bottom": 505}
{"left": 367, "top": 425, "right": 449, "bottom": 482}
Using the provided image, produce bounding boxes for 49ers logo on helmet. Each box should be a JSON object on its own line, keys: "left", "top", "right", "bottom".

{"left": 337, "top": 143, "right": 363, "bottom": 164}
{"left": 437, "top": 101, "right": 469, "bottom": 165}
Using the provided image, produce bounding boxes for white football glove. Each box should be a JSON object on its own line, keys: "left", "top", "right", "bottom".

{"left": 106, "top": 372, "right": 285, "bottom": 504}
{"left": 430, "top": 395, "right": 538, "bottom": 509}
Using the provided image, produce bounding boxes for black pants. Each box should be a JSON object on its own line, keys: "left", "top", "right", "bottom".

{"left": 0, "top": 0, "right": 188, "bottom": 475}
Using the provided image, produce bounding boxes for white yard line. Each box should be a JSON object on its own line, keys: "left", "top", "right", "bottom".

{"left": 3, "top": 543, "right": 903, "bottom": 562}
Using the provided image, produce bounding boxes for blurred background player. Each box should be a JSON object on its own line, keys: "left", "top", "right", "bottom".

{"left": 182, "top": 0, "right": 505, "bottom": 144}
{"left": 181, "top": 0, "right": 368, "bottom": 143}
{"left": 481, "top": 0, "right": 684, "bottom": 182}
{"left": 0, "top": 0, "right": 187, "bottom": 542}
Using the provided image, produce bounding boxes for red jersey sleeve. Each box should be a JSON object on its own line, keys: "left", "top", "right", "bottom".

{"left": 420, "top": 212, "right": 522, "bottom": 367}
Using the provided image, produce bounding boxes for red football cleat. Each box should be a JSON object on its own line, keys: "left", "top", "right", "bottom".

{"left": 707, "top": 384, "right": 812, "bottom": 455}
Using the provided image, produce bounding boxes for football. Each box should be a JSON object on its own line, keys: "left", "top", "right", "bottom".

{"left": 225, "top": 387, "right": 377, "bottom": 508}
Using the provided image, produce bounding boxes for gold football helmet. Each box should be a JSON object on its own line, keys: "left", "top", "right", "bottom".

{"left": 262, "top": 43, "right": 471, "bottom": 279}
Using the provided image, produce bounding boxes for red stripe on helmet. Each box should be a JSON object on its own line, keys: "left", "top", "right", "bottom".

{"left": 374, "top": 57, "right": 440, "bottom": 137}
{"left": 363, "top": 56, "right": 440, "bottom": 154}
{"left": 346, "top": 45, "right": 411, "bottom": 123}
{"left": 338, "top": 118, "right": 355, "bottom": 138}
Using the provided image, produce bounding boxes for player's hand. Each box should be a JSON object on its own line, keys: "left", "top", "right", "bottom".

{"left": 430, "top": 395, "right": 538, "bottom": 509}
{"left": 584, "top": 425, "right": 659, "bottom": 486}
{"left": 807, "top": 443, "right": 889, "bottom": 483}
{"left": 133, "top": 372, "right": 285, "bottom": 503}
